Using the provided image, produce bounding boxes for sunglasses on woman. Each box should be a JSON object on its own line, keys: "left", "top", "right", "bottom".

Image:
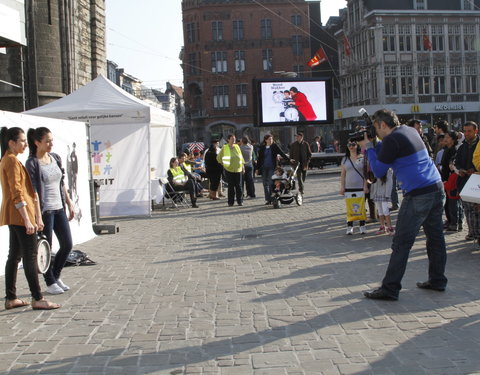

{"left": 347, "top": 142, "right": 357, "bottom": 147}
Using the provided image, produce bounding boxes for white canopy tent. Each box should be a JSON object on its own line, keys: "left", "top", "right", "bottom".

{"left": 0, "top": 110, "right": 95, "bottom": 274}
{"left": 26, "top": 75, "right": 176, "bottom": 217}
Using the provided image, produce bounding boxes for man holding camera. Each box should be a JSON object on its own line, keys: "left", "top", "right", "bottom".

{"left": 359, "top": 109, "right": 447, "bottom": 301}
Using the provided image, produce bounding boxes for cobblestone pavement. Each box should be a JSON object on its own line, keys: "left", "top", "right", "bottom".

{"left": 1, "top": 172, "right": 480, "bottom": 375}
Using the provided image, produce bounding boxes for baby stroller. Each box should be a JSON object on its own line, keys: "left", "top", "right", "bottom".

{"left": 271, "top": 164, "right": 303, "bottom": 209}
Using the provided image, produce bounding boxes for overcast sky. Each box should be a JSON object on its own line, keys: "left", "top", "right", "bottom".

{"left": 105, "top": 0, "right": 346, "bottom": 90}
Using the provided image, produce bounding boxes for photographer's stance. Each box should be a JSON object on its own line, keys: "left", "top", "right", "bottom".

{"left": 360, "top": 109, "right": 447, "bottom": 301}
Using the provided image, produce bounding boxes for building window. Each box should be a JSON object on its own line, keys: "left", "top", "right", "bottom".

{"left": 188, "top": 53, "right": 199, "bottom": 75}
{"left": 234, "top": 51, "right": 245, "bottom": 72}
{"left": 382, "top": 25, "right": 396, "bottom": 52}
{"left": 213, "top": 86, "right": 229, "bottom": 109}
{"left": 433, "top": 66, "right": 446, "bottom": 94}
{"left": 262, "top": 49, "right": 273, "bottom": 71}
{"left": 465, "top": 65, "right": 477, "bottom": 93}
{"left": 463, "top": 24, "right": 476, "bottom": 51}
{"left": 418, "top": 65, "right": 430, "bottom": 95}
{"left": 384, "top": 65, "right": 397, "bottom": 96}
{"left": 233, "top": 20, "right": 244, "bottom": 41}
{"left": 291, "top": 14, "right": 301, "bottom": 26}
{"left": 450, "top": 66, "right": 462, "bottom": 94}
{"left": 448, "top": 25, "right": 461, "bottom": 51}
{"left": 292, "top": 35, "right": 303, "bottom": 56}
{"left": 186, "top": 23, "right": 197, "bottom": 43}
{"left": 236, "top": 84, "right": 247, "bottom": 108}
{"left": 293, "top": 65, "right": 303, "bottom": 77}
{"left": 261, "top": 19, "right": 272, "bottom": 40}
{"left": 211, "top": 52, "right": 227, "bottom": 73}
{"left": 400, "top": 66, "right": 413, "bottom": 95}
{"left": 431, "top": 25, "right": 444, "bottom": 51}
{"left": 463, "top": 0, "right": 474, "bottom": 10}
{"left": 212, "top": 21, "right": 223, "bottom": 41}
{"left": 398, "top": 25, "right": 412, "bottom": 52}
{"left": 414, "top": 0, "right": 427, "bottom": 9}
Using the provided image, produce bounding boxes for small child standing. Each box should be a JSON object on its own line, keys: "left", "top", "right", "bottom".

{"left": 370, "top": 168, "right": 394, "bottom": 235}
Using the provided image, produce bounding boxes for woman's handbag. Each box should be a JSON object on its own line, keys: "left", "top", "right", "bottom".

{"left": 460, "top": 173, "right": 480, "bottom": 203}
{"left": 36, "top": 233, "right": 51, "bottom": 274}
{"left": 345, "top": 191, "right": 367, "bottom": 222}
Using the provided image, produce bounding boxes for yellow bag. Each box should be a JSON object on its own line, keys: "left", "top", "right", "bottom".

{"left": 345, "top": 192, "right": 366, "bottom": 222}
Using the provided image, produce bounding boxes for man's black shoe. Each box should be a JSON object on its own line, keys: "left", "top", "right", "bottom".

{"left": 416, "top": 281, "right": 445, "bottom": 291}
{"left": 363, "top": 288, "right": 398, "bottom": 301}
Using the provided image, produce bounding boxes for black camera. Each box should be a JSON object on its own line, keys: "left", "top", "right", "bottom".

{"left": 348, "top": 108, "right": 376, "bottom": 142}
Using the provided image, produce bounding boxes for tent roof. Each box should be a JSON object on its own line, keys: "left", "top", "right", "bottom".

{"left": 26, "top": 75, "right": 174, "bottom": 127}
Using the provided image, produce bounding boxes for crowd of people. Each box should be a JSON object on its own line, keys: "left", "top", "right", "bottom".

{"left": 166, "top": 132, "right": 324, "bottom": 209}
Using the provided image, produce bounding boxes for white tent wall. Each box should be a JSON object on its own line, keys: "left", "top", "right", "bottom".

{"left": 150, "top": 126, "right": 176, "bottom": 178}
{"left": 25, "top": 75, "right": 176, "bottom": 218}
{"left": 0, "top": 111, "right": 96, "bottom": 275}
{"left": 92, "top": 123, "right": 150, "bottom": 216}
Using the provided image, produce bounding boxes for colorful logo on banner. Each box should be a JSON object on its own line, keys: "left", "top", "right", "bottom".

{"left": 91, "top": 140, "right": 115, "bottom": 185}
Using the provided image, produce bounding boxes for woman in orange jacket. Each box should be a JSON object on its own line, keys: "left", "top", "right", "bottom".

{"left": 0, "top": 127, "right": 59, "bottom": 310}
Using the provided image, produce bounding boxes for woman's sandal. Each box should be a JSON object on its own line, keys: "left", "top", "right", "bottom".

{"left": 31, "top": 298, "right": 60, "bottom": 310}
{"left": 5, "top": 298, "right": 30, "bottom": 310}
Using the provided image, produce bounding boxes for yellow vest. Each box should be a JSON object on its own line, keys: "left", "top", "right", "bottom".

{"left": 169, "top": 166, "right": 187, "bottom": 184}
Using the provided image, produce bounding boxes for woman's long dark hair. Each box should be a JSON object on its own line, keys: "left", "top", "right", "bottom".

{"left": 344, "top": 140, "right": 361, "bottom": 158}
{"left": 0, "top": 127, "right": 24, "bottom": 157}
{"left": 27, "top": 127, "right": 51, "bottom": 157}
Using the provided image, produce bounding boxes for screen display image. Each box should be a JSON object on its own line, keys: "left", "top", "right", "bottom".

{"left": 255, "top": 78, "right": 333, "bottom": 126}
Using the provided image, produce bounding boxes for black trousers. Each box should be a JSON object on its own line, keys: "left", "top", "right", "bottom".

{"left": 297, "top": 167, "right": 307, "bottom": 193}
{"left": 208, "top": 172, "right": 222, "bottom": 191}
{"left": 243, "top": 165, "right": 255, "bottom": 197}
{"left": 5, "top": 225, "right": 43, "bottom": 301}
{"left": 225, "top": 170, "right": 243, "bottom": 205}
{"left": 168, "top": 179, "right": 197, "bottom": 201}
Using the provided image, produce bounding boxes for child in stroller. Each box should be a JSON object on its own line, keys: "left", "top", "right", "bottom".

{"left": 270, "top": 165, "right": 303, "bottom": 208}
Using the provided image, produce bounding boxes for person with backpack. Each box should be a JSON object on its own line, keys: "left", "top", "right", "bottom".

{"left": 26, "top": 127, "right": 75, "bottom": 295}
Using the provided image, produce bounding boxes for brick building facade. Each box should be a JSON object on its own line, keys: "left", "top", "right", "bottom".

{"left": 181, "top": 0, "right": 322, "bottom": 147}
{"left": 0, "top": 0, "right": 107, "bottom": 112}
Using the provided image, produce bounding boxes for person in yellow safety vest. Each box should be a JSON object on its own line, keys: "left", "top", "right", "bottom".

{"left": 178, "top": 152, "right": 203, "bottom": 198}
{"left": 217, "top": 134, "right": 245, "bottom": 206}
{"left": 166, "top": 157, "right": 199, "bottom": 208}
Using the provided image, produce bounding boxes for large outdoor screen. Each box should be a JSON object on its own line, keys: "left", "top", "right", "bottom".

{"left": 254, "top": 78, "right": 333, "bottom": 127}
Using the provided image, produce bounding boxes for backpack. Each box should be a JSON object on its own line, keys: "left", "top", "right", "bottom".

{"left": 65, "top": 250, "right": 96, "bottom": 266}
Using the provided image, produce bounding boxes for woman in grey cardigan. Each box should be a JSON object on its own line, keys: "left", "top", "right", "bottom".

{"left": 26, "top": 127, "right": 74, "bottom": 295}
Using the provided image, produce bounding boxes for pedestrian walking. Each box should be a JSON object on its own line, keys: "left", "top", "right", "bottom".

{"left": 240, "top": 136, "right": 255, "bottom": 199}
{"left": 256, "top": 134, "right": 289, "bottom": 205}
{"left": 289, "top": 132, "right": 312, "bottom": 194}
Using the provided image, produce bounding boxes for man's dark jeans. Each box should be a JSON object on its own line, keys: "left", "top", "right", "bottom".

{"left": 225, "top": 171, "right": 243, "bottom": 205}
{"left": 297, "top": 166, "right": 307, "bottom": 194}
{"left": 42, "top": 209, "right": 73, "bottom": 286}
{"left": 261, "top": 166, "right": 274, "bottom": 202}
{"left": 243, "top": 164, "right": 255, "bottom": 198}
{"left": 381, "top": 189, "right": 447, "bottom": 298}
{"left": 5, "top": 225, "right": 43, "bottom": 301}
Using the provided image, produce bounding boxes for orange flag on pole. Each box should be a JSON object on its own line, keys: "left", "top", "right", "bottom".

{"left": 423, "top": 30, "right": 432, "bottom": 50}
{"left": 343, "top": 35, "right": 351, "bottom": 56}
{"left": 307, "top": 47, "right": 328, "bottom": 67}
